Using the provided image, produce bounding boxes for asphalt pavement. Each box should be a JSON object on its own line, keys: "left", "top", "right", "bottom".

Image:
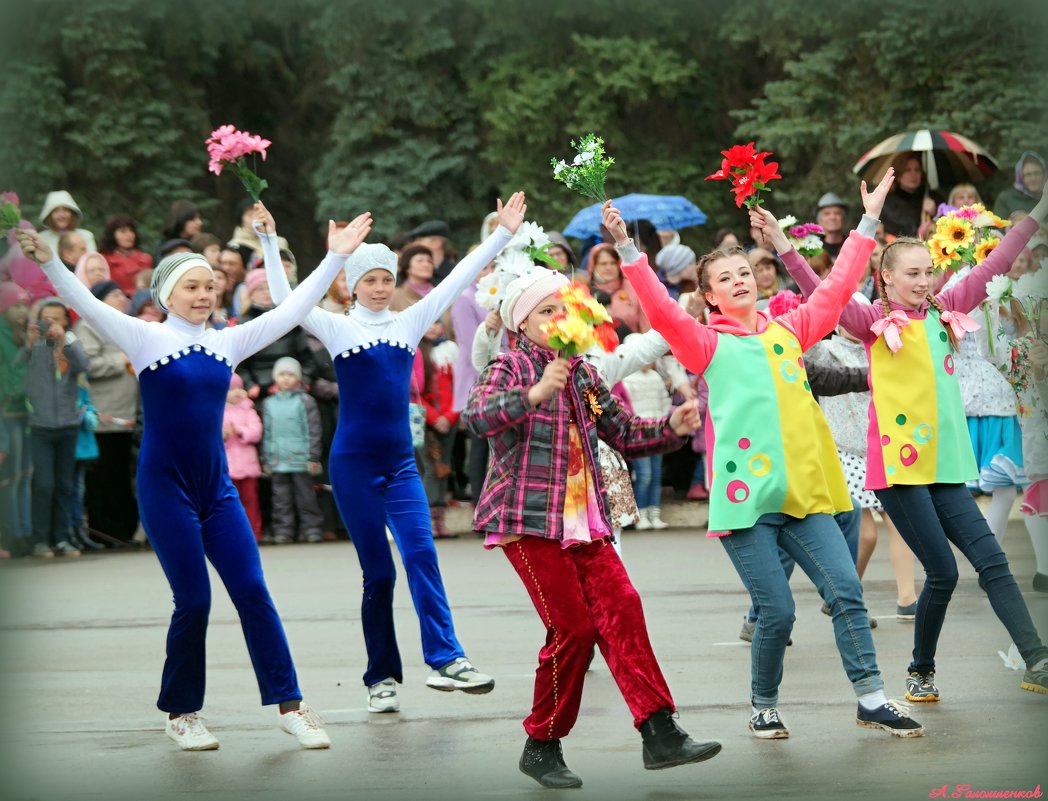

{"left": 1, "top": 518, "right": 1045, "bottom": 801}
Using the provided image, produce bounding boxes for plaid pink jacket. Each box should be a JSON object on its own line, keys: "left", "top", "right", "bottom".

{"left": 463, "top": 336, "right": 683, "bottom": 540}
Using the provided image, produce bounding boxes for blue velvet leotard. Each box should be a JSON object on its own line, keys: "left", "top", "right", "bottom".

{"left": 39, "top": 247, "right": 349, "bottom": 712}
{"left": 262, "top": 226, "right": 513, "bottom": 685}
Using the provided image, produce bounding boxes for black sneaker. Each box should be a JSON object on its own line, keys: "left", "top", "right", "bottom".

{"left": 749, "top": 707, "right": 789, "bottom": 739}
{"left": 905, "top": 671, "right": 939, "bottom": 702}
{"left": 856, "top": 701, "right": 924, "bottom": 737}
{"left": 1020, "top": 659, "right": 1048, "bottom": 695}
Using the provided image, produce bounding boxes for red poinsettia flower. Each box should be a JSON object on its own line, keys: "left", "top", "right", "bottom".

{"left": 705, "top": 158, "right": 730, "bottom": 182}
{"left": 593, "top": 321, "right": 619, "bottom": 353}
{"left": 748, "top": 157, "right": 781, "bottom": 187}
{"left": 720, "top": 142, "right": 760, "bottom": 169}
{"left": 731, "top": 175, "right": 757, "bottom": 207}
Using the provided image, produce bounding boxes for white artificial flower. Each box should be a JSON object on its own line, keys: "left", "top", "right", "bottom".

{"left": 985, "top": 274, "right": 1013, "bottom": 304}
{"left": 579, "top": 150, "right": 594, "bottom": 163}
{"left": 553, "top": 160, "right": 567, "bottom": 176}
{"left": 509, "top": 221, "right": 550, "bottom": 252}
{"left": 572, "top": 154, "right": 583, "bottom": 166}
{"left": 494, "top": 248, "right": 535, "bottom": 278}
{"left": 475, "top": 271, "right": 503, "bottom": 310}
{"left": 972, "top": 212, "right": 993, "bottom": 229}
{"left": 1014, "top": 271, "right": 1048, "bottom": 301}
{"left": 778, "top": 214, "right": 798, "bottom": 229}
{"left": 798, "top": 235, "right": 823, "bottom": 254}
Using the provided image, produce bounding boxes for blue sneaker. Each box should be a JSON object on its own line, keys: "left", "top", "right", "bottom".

{"left": 856, "top": 701, "right": 924, "bottom": 738}
{"left": 896, "top": 602, "right": 917, "bottom": 621}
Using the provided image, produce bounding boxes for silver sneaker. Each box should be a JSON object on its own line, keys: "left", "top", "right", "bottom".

{"left": 425, "top": 657, "right": 495, "bottom": 694}
{"left": 367, "top": 679, "right": 400, "bottom": 713}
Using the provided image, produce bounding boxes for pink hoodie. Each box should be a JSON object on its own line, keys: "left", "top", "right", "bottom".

{"left": 224, "top": 384, "right": 263, "bottom": 479}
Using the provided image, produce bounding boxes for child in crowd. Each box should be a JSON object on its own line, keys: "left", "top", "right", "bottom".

{"left": 224, "top": 374, "right": 263, "bottom": 543}
{"left": 38, "top": 190, "right": 97, "bottom": 254}
{"left": 70, "top": 377, "right": 103, "bottom": 551}
{"left": 417, "top": 320, "right": 459, "bottom": 539}
{"left": 464, "top": 267, "right": 720, "bottom": 789}
{"left": 0, "top": 283, "right": 32, "bottom": 555}
{"left": 621, "top": 337, "right": 674, "bottom": 530}
{"left": 23, "top": 297, "right": 89, "bottom": 558}
{"left": 262, "top": 357, "right": 325, "bottom": 544}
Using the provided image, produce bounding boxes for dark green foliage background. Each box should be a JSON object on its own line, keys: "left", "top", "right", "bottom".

{"left": 1, "top": 0, "right": 1045, "bottom": 266}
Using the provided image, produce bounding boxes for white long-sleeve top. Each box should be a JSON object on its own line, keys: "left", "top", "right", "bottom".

{"left": 261, "top": 227, "right": 514, "bottom": 355}
{"left": 36, "top": 248, "right": 349, "bottom": 375}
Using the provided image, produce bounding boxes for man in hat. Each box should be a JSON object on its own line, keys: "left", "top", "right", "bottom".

{"left": 407, "top": 220, "right": 456, "bottom": 285}
{"left": 816, "top": 192, "right": 849, "bottom": 263}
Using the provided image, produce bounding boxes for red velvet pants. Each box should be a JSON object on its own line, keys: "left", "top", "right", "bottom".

{"left": 503, "top": 535, "right": 675, "bottom": 740}
{"left": 232, "top": 477, "right": 262, "bottom": 542}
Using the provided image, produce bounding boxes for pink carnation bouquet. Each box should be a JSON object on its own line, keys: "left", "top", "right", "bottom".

{"left": 766, "top": 289, "right": 802, "bottom": 318}
{"left": 205, "top": 125, "right": 272, "bottom": 202}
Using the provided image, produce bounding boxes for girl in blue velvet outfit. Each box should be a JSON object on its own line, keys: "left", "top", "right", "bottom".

{"left": 16, "top": 216, "right": 372, "bottom": 751}
{"left": 257, "top": 194, "right": 526, "bottom": 713}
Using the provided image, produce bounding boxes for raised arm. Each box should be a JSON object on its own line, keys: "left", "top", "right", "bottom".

{"left": 599, "top": 328, "right": 672, "bottom": 386}
{"left": 753, "top": 170, "right": 894, "bottom": 345}
{"left": 937, "top": 207, "right": 1045, "bottom": 314}
{"left": 603, "top": 202, "right": 716, "bottom": 374}
{"left": 15, "top": 231, "right": 148, "bottom": 359}
{"left": 221, "top": 214, "right": 371, "bottom": 365}
{"left": 403, "top": 192, "right": 526, "bottom": 343}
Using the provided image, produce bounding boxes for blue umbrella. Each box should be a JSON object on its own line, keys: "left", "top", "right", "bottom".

{"left": 563, "top": 193, "right": 707, "bottom": 239}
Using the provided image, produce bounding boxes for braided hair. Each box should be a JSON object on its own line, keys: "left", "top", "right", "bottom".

{"left": 878, "top": 237, "right": 958, "bottom": 350}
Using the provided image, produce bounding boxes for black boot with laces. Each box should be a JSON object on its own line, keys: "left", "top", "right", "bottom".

{"left": 640, "top": 708, "right": 722, "bottom": 770}
{"left": 518, "top": 736, "right": 583, "bottom": 789}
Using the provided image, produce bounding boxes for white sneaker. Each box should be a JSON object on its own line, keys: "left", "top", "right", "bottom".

{"left": 648, "top": 507, "right": 669, "bottom": 530}
{"left": 636, "top": 509, "right": 653, "bottom": 530}
{"left": 368, "top": 679, "right": 400, "bottom": 713}
{"left": 425, "top": 657, "right": 495, "bottom": 694}
{"left": 166, "top": 712, "right": 219, "bottom": 750}
{"left": 279, "top": 703, "right": 331, "bottom": 749}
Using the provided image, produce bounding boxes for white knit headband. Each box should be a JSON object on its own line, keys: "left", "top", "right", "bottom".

{"left": 151, "top": 253, "right": 213, "bottom": 313}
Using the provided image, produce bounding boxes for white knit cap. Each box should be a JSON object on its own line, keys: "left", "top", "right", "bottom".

{"left": 151, "top": 252, "right": 214, "bottom": 313}
{"left": 272, "top": 356, "right": 302, "bottom": 381}
{"left": 500, "top": 268, "right": 570, "bottom": 331}
{"left": 344, "top": 243, "right": 398, "bottom": 294}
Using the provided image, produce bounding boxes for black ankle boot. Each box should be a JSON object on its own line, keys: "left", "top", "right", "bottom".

{"left": 519, "top": 736, "right": 583, "bottom": 788}
{"left": 639, "top": 709, "right": 721, "bottom": 770}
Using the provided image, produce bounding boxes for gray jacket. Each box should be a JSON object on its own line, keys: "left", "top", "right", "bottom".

{"left": 75, "top": 321, "right": 140, "bottom": 433}
{"left": 21, "top": 333, "right": 89, "bottom": 429}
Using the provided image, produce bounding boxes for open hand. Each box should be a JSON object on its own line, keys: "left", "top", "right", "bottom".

{"left": 748, "top": 206, "right": 789, "bottom": 253}
{"left": 496, "top": 191, "right": 527, "bottom": 235}
{"left": 328, "top": 211, "right": 373, "bottom": 254}
{"left": 251, "top": 202, "right": 276, "bottom": 235}
{"left": 601, "top": 200, "right": 630, "bottom": 244}
{"left": 861, "top": 166, "right": 895, "bottom": 219}
{"left": 14, "top": 229, "right": 52, "bottom": 264}
{"left": 669, "top": 399, "right": 701, "bottom": 436}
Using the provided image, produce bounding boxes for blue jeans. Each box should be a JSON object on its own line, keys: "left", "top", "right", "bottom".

{"left": 877, "top": 483, "right": 1048, "bottom": 674}
{"left": 747, "top": 498, "right": 862, "bottom": 622}
{"left": 722, "top": 511, "right": 882, "bottom": 707}
{"left": 631, "top": 454, "right": 663, "bottom": 509}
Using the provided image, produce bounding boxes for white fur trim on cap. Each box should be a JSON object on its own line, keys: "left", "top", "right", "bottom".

{"left": 501, "top": 268, "right": 570, "bottom": 331}
{"left": 344, "top": 243, "right": 398, "bottom": 294}
{"left": 151, "top": 252, "right": 213, "bottom": 313}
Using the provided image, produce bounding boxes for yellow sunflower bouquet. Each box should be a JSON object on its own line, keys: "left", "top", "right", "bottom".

{"left": 928, "top": 204, "right": 1010, "bottom": 274}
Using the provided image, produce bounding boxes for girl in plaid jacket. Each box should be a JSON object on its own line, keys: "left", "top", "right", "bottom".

{"left": 464, "top": 267, "right": 721, "bottom": 790}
